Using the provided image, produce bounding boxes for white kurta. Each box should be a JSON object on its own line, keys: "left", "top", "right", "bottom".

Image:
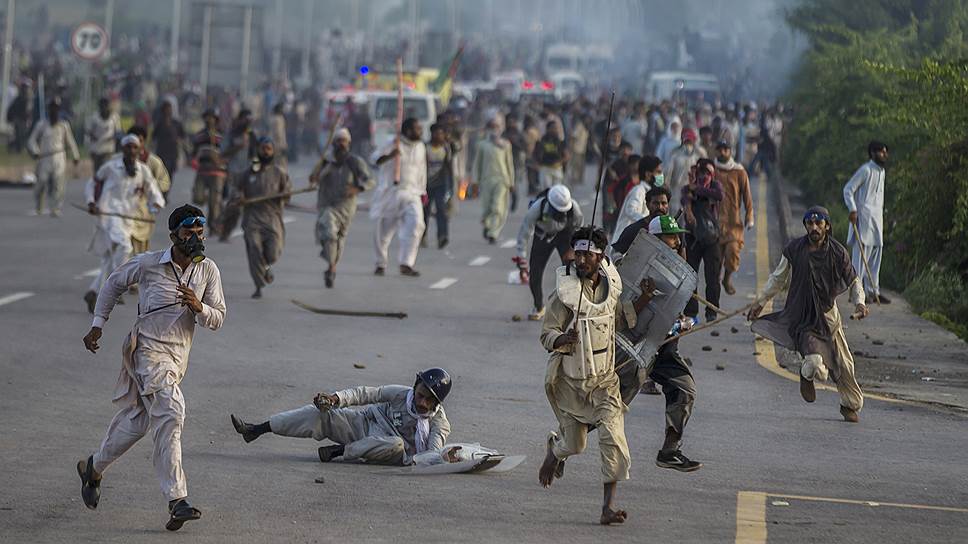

{"left": 86, "top": 158, "right": 165, "bottom": 254}
{"left": 90, "top": 249, "right": 225, "bottom": 501}
{"left": 27, "top": 119, "right": 80, "bottom": 177}
{"left": 843, "top": 160, "right": 885, "bottom": 247}
{"left": 85, "top": 112, "right": 122, "bottom": 156}
{"left": 369, "top": 138, "right": 427, "bottom": 268}
{"left": 611, "top": 183, "right": 649, "bottom": 245}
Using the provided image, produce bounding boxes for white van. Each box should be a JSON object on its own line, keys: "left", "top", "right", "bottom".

{"left": 646, "top": 71, "right": 721, "bottom": 103}
{"left": 366, "top": 91, "right": 437, "bottom": 149}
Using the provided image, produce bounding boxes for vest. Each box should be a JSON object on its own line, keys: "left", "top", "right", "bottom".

{"left": 554, "top": 260, "right": 623, "bottom": 380}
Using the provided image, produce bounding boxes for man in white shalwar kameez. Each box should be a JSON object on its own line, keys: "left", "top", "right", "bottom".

{"left": 83, "top": 135, "right": 165, "bottom": 314}
{"left": 27, "top": 98, "right": 80, "bottom": 216}
{"left": 78, "top": 204, "right": 226, "bottom": 531}
{"left": 369, "top": 118, "right": 427, "bottom": 277}
{"left": 843, "top": 141, "right": 889, "bottom": 303}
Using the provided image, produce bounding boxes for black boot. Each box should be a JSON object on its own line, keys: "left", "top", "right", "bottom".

{"left": 230, "top": 414, "right": 267, "bottom": 443}
{"left": 76, "top": 455, "right": 101, "bottom": 510}
{"left": 318, "top": 444, "right": 345, "bottom": 463}
{"left": 166, "top": 498, "right": 202, "bottom": 531}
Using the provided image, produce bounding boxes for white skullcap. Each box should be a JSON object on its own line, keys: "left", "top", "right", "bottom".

{"left": 334, "top": 127, "right": 351, "bottom": 141}
{"left": 120, "top": 134, "right": 141, "bottom": 147}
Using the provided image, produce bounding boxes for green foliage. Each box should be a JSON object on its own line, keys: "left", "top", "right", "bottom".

{"left": 783, "top": 0, "right": 968, "bottom": 336}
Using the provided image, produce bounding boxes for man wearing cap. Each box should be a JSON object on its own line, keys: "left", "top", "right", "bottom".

{"left": 310, "top": 127, "right": 373, "bottom": 288}
{"left": 78, "top": 205, "right": 226, "bottom": 531}
{"left": 370, "top": 117, "right": 428, "bottom": 277}
{"left": 664, "top": 127, "right": 707, "bottom": 214}
{"left": 27, "top": 98, "right": 80, "bottom": 217}
{"left": 538, "top": 226, "right": 653, "bottom": 525}
{"left": 748, "top": 206, "right": 867, "bottom": 422}
{"left": 230, "top": 368, "right": 452, "bottom": 467}
{"left": 125, "top": 126, "right": 172, "bottom": 256}
{"left": 83, "top": 134, "right": 166, "bottom": 314}
{"left": 843, "top": 141, "right": 889, "bottom": 303}
{"left": 473, "top": 117, "right": 515, "bottom": 244}
{"left": 516, "top": 184, "right": 584, "bottom": 320}
{"left": 190, "top": 109, "right": 226, "bottom": 229}
{"left": 714, "top": 140, "right": 754, "bottom": 296}
{"left": 230, "top": 137, "right": 292, "bottom": 298}
{"left": 615, "top": 215, "right": 703, "bottom": 472}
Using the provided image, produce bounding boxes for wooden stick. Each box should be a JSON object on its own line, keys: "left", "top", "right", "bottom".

{"left": 850, "top": 222, "right": 881, "bottom": 306}
{"left": 291, "top": 299, "right": 407, "bottom": 319}
{"left": 393, "top": 57, "right": 404, "bottom": 184}
{"left": 239, "top": 186, "right": 315, "bottom": 207}
{"left": 309, "top": 112, "right": 345, "bottom": 184}
{"left": 70, "top": 202, "right": 155, "bottom": 223}
{"left": 692, "top": 292, "right": 728, "bottom": 316}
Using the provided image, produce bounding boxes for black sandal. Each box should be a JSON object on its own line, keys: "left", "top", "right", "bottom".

{"left": 76, "top": 456, "right": 100, "bottom": 510}
{"left": 166, "top": 499, "right": 202, "bottom": 531}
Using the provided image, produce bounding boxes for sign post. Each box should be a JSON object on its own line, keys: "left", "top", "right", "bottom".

{"left": 70, "top": 22, "right": 109, "bottom": 134}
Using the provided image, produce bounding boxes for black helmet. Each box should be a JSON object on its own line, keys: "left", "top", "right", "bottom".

{"left": 415, "top": 368, "right": 452, "bottom": 403}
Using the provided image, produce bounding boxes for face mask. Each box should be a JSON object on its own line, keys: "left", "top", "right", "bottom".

{"left": 178, "top": 232, "right": 206, "bottom": 263}
{"left": 653, "top": 174, "right": 665, "bottom": 187}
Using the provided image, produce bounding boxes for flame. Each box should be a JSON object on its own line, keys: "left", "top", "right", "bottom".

{"left": 457, "top": 178, "right": 469, "bottom": 200}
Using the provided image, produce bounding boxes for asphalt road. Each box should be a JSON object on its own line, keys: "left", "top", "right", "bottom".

{"left": 0, "top": 161, "right": 965, "bottom": 543}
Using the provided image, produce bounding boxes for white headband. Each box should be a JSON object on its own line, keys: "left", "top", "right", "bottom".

{"left": 120, "top": 134, "right": 141, "bottom": 147}
{"left": 572, "top": 239, "right": 603, "bottom": 254}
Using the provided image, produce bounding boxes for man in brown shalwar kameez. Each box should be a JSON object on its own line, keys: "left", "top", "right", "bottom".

{"left": 747, "top": 206, "right": 868, "bottom": 422}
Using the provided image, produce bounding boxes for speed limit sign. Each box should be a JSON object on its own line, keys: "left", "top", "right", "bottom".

{"left": 71, "top": 22, "right": 109, "bottom": 62}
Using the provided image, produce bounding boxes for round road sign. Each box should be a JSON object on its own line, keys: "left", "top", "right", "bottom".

{"left": 71, "top": 22, "right": 109, "bottom": 62}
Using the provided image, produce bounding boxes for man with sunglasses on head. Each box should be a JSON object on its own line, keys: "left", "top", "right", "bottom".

{"left": 78, "top": 205, "right": 226, "bottom": 531}
{"left": 230, "top": 368, "right": 452, "bottom": 467}
{"left": 748, "top": 206, "right": 867, "bottom": 423}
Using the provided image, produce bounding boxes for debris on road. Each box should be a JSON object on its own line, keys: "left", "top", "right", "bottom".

{"left": 716, "top": 364, "right": 726, "bottom": 371}
{"left": 511, "top": 314, "right": 522, "bottom": 322}
{"left": 701, "top": 345, "right": 712, "bottom": 351}
{"left": 353, "top": 363, "right": 366, "bottom": 369}
{"left": 314, "top": 476, "right": 326, "bottom": 484}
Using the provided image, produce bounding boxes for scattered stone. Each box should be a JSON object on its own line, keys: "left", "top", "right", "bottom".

{"left": 314, "top": 476, "right": 326, "bottom": 484}
{"left": 716, "top": 364, "right": 726, "bottom": 371}
{"left": 701, "top": 346, "right": 712, "bottom": 351}
{"left": 872, "top": 339, "right": 884, "bottom": 346}
{"left": 511, "top": 314, "right": 523, "bottom": 322}
{"left": 730, "top": 326, "right": 739, "bottom": 334}
{"left": 376, "top": 354, "right": 383, "bottom": 358}
{"left": 353, "top": 363, "right": 366, "bottom": 369}
{"left": 897, "top": 355, "right": 907, "bottom": 360}
{"left": 753, "top": 351, "right": 762, "bottom": 356}
{"left": 722, "top": 348, "right": 728, "bottom": 352}
{"left": 710, "top": 331, "right": 720, "bottom": 337}
{"left": 921, "top": 377, "right": 936, "bottom": 382}
{"left": 772, "top": 501, "right": 790, "bottom": 507}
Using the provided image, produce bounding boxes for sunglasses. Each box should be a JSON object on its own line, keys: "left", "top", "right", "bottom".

{"left": 178, "top": 216, "right": 207, "bottom": 228}
{"left": 803, "top": 213, "right": 827, "bottom": 225}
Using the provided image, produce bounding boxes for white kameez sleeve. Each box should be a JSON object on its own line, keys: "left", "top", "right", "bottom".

{"left": 63, "top": 121, "right": 80, "bottom": 162}
{"left": 760, "top": 255, "right": 791, "bottom": 302}
{"left": 842, "top": 164, "right": 868, "bottom": 213}
{"left": 196, "top": 262, "right": 226, "bottom": 331}
{"left": 91, "top": 254, "right": 145, "bottom": 328}
{"left": 848, "top": 276, "right": 865, "bottom": 306}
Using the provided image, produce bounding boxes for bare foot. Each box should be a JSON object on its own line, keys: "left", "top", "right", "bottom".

{"left": 600, "top": 507, "right": 628, "bottom": 525}
{"left": 538, "top": 443, "right": 559, "bottom": 487}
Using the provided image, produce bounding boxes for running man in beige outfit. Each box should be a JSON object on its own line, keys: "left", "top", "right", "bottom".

{"left": 537, "top": 226, "right": 652, "bottom": 525}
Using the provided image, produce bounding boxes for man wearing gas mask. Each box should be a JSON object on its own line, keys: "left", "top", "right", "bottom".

{"left": 231, "top": 136, "right": 292, "bottom": 298}
{"left": 310, "top": 127, "right": 374, "bottom": 288}
{"left": 83, "top": 134, "right": 166, "bottom": 314}
{"left": 78, "top": 205, "right": 226, "bottom": 532}
{"left": 230, "top": 368, "right": 452, "bottom": 467}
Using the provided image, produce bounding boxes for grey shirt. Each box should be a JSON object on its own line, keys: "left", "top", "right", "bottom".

{"left": 315, "top": 154, "right": 374, "bottom": 208}
{"left": 516, "top": 197, "right": 584, "bottom": 258}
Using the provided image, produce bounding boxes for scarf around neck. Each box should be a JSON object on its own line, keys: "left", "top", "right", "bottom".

{"left": 406, "top": 388, "right": 431, "bottom": 453}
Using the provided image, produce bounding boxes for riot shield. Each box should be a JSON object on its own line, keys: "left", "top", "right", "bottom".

{"left": 614, "top": 230, "right": 698, "bottom": 371}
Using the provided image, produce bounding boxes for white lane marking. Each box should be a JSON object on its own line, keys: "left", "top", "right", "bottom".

{"left": 429, "top": 278, "right": 458, "bottom": 289}
{"left": 500, "top": 239, "right": 516, "bottom": 249}
{"left": 468, "top": 256, "right": 490, "bottom": 266}
{"left": 0, "top": 291, "right": 35, "bottom": 307}
{"left": 232, "top": 216, "right": 297, "bottom": 238}
{"left": 74, "top": 268, "right": 100, "bottom": 280}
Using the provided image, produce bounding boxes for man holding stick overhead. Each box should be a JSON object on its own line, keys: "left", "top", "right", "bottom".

{"left": 748, "top": 206, "right": 868, "bottom": 422}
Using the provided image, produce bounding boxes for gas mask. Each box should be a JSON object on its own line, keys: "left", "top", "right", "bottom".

{"left": 177, "top": 232, "right": 206, "bottom": 263}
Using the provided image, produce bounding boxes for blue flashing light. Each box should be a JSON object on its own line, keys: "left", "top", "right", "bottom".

{"left": 360, "top": 65, "right": 369, "bottom": 75}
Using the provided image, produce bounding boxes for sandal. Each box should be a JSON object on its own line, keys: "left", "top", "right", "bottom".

{"left": 166, "top": 499, "right": 202, "bottom": 531}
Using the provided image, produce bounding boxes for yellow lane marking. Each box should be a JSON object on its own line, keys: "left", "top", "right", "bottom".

{"left": 735, "top": 491, "right": 768, "bottom": 544}
{"left": 751, "top": 173, "right": 907, "bottom": 404}
{"left": 735, "top": 490, "right": 968, "bottom": 544}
